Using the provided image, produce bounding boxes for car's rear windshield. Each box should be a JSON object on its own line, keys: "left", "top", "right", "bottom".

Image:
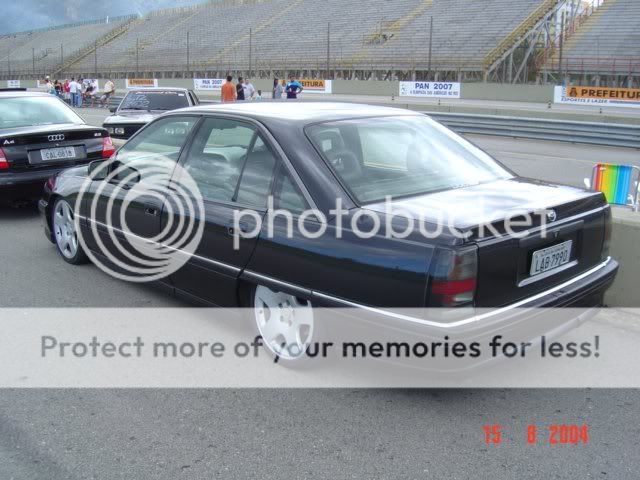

{"left": 119, "top": 91, "right": 190, "bottom": 111}
{"left": 0, "top": 96, "right": 84, "bottom": 129}
{"left": 306, "top": 115, "right": 513, "bottom": 204}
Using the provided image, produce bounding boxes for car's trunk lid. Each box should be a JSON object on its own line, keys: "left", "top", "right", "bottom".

{"left": 366, "top": 178, "right": 608, "bottom": 307}
{"left": 0, "top": 123, "right": 107, "bottom": 172}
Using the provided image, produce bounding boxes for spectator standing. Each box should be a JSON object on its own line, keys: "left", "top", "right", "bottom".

{"left": 255, "top": 90, "right": 263, "bottom": 101}
{"left": 101, "top": 78, "right": 115, "bottom": 108}
{"left": 63, "top": 79, "right": 71, "bottom": 104}
{"left": 44, "top": 78, "right": 54, "bottom": 95}
{"left": 78, "top": 78, "right": 85, "bottom": 107}
{"left": 69, "top": 78, "right": 79, "bottom": 107}
{"left": 54, "top": 80, "right": 62, "bottom": 97}
{"left": 273, "top": 78, "right": 284, "bottom": 99}
{"left": 243, "top": 79, "right": 256, "bottom": 101}
{"left": 285, "top": 75, "right": 303, "bottom": 99}
{"left": 236, "top": 77, "right": 245, "bottom": 101}
{"left": 220, "top": 75, "right": 237, "bottom": 103}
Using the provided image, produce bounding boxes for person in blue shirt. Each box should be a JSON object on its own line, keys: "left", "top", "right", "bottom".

{"left": 285, "top": 75, "right": 303, "bottom": 99}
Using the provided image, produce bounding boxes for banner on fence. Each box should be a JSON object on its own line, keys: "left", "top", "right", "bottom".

{"left": 299, "top": 79, "right": 332, "bottom": 94}
{"left": 399, "top": 81, "right": 461, "bottom": 99}
{"left": 554, "top": 86, "right": 640, "bottom": 108}
{"left": 126, "top": 78, "right": 159, "bottom": 89}
{"left": 193, "top": 78, "right": 225, "bottom": 91}
{"left": 6, "top": 80, "right": 20, "bottom": 88}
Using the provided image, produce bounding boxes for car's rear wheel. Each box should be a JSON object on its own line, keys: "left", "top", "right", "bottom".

{"left": 251, "top": 285, "right": 315, "bottom": 364}
{"left": 52, "top": 198, "right": 88, "bottom": 265}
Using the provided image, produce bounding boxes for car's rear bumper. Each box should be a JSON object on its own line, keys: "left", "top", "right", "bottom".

{"left": 38, "top": 198, "right": 55, "bottom": 243}
{"left": 314, "top": 256, "right": 618, "bottom": 336}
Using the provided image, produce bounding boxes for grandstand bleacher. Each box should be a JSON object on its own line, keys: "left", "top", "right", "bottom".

{"left": 0, "top": 0, "right": 637, "bottom": 85}
{"left": 546, "top": 0, "right": 640, "bottom": 77}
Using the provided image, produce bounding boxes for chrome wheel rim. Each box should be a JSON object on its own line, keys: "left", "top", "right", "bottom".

{"left": 53, "top": 200, "right": 78, "bottom": 259}
{"left": 254, "top": 285, "right": 314, "bottom": 360}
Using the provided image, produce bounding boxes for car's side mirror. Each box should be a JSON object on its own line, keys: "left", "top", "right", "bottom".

{"left": 109, "top": 106, "right": 117, "bottom": 113}
{"left": 88, "top": 160, "right": 109, "bottom": 180}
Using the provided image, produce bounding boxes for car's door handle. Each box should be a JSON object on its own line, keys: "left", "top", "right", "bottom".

{"left": 226, "top": 222, "right": 250, "bottom": 236}
{"left": 145, "top": 206, "right": 159, "bottom": 216}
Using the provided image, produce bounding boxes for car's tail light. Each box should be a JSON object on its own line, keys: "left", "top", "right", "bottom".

{"left": 0, "top": 148, "right": 9, "bottom": 170}
{"left": 428, "top": 246, "right": 478, "bottom": 307}
{"left": 102, "top": 136, "right": 115, "bottom": 158}
{"left": 602, "top": 206, "right": 612, "bottom": 260}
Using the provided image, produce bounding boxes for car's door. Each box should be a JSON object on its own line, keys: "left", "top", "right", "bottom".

{"left": 168, "top": 116, "right": 278, "bottom": 306}
{"left": 80, "top": 115, "right": 200, "bottom": 272}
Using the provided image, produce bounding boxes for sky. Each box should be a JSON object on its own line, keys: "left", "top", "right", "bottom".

{"left": 0, "top": 0, "right": 209, "bottom": 34}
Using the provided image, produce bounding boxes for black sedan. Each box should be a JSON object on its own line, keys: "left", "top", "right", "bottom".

{"left": 40, "top": 102, "right": 618, "bottom": 362}
{"left": 103, "top": 87, "right": 199, "bottom": 140}
{"left": 0, "top": 90, "right": 114, "bottom": 200}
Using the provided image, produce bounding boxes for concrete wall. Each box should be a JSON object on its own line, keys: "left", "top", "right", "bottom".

{"left": 606, "top": 207, "right": 640, "bottom": 308}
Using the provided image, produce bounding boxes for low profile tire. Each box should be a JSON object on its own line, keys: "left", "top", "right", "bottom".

{"left": 52, "top": 198, "right": 88, "bottom": 265}
{"left": 249, "top": 284, "right": 317, "bottom": 366}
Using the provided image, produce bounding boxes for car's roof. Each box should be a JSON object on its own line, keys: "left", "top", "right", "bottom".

{"left": 172, "top": 102, "right": 418, "bottom": 123}
{"left": 0, "top": 90, "right": 51, "bottom": 98}
{"left": 125, "top": 87, "right": 190, "bottom": 93}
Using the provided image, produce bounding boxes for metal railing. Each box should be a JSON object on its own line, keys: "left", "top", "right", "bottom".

{"left": 428, "top": 112, "right": 640, "bottom": 149}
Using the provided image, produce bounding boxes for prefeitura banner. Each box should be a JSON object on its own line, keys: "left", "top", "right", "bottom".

{"left": 399, "top": 81, "right": 461, "bottom": 99}
{"left": 554, "top": 85, "right": 640, "bottom": 108}
{"left": 1, "top": 307, "right": 639, "bottom": 388}
{"left": 299, "top": 79, "right": 332, "bottom": 94}
{"left": 125, "top": 78, "right": 159, "bottom": 89}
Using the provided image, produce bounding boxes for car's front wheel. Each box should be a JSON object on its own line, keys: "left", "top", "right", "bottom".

{"left": 52, "top": 198, "right": 88, "bottom": 265}
{"left": 251, "top": 285, "right": 315, "bottom": 364}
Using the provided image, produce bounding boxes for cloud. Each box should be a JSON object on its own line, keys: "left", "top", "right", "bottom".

{"left": 0, "top": 0, "right": 209, "bottom": 34}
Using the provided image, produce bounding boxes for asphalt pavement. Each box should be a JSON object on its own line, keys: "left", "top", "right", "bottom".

{"left": 0, "top": 108, "right": 638, "bottom": 479}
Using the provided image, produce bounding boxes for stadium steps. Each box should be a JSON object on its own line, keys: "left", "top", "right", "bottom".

{"left": 199, "top": 0, "right": 305, "bottom": 69}
{"left": 483, "top": 0, "right": 559, "bottom": 71}
{"left": 346, "top": 0, "right": 434, "bottom": 69}
{"left": 544, "top": 0, "right": 617, "bottom": 69}
{"left": 52, "top": 17, "right": 138, "bottom": 76}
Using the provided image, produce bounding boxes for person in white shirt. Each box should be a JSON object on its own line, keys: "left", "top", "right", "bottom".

{"left": 243, "top": 79, "right": 256, "bottom": 101}
{"left": 68, "top": 78, "right": 80, "bottom": 107}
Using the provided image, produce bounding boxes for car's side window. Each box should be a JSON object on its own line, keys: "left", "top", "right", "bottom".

{"left": 235, "top": 136, "right": 278, "bottom": 208}
{"left": 273, "top": 167, "right": 309, "bottom": 214}
{"left": 114, "top": 116, "right": 198, "bottom": 182}
{"left": 182, "top": 118, "right": 256, "bottom": 203}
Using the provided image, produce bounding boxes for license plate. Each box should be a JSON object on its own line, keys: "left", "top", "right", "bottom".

{"left": 530, "top": 240, "right": 573, "bottom": 276}
{"left": 40, "top": 146, "right": 76, "bottom": 162}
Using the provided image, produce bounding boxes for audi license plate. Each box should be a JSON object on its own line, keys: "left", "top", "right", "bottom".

{"left": 530, "top": 240, "right": 573, "bottom": 276}
{"left": 40, "top": 146, "right": 76, "bottom": 162}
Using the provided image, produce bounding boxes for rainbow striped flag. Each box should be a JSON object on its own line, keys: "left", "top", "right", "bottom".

{"left": 593, "top": 163, "right": 636, "bottom": 205}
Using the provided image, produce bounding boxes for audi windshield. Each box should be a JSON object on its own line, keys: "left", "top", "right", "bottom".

{"left": 0, "top": 96, "right": 84, "bottom": 129}
{"left": 306, "top": 115, "right": 513, "bottom": 204}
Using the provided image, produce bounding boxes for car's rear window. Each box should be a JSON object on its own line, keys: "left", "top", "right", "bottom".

{"left": 0, "top": 96, "right": 84, "bottom": 129}
{"left": 119, "top": 91, "right": 190, "bottom": 111}
{"left": 306, "top": 115, "right": 512, "bottom": 204}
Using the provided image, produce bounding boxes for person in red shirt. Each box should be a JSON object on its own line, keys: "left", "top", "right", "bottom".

{"left": 221, "top": 75, "right": 237, "bottom": 103}
{"left": 63, "top": 79, "right": 71, "bottom": 105}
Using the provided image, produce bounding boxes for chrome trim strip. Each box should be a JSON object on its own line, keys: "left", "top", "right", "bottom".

{"left": 242, "top": 270, "right": 312, "bottom": 296}
{"left": 80, "top": 216, "right": 241, "bottom": 274}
